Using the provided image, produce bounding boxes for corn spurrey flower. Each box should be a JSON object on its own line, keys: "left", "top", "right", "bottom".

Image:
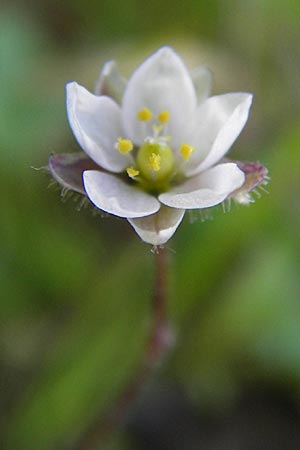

{"left": 48, "top": 47, "right": 268, "bottom": 245}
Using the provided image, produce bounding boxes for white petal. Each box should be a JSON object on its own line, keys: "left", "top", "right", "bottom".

{"left": 159, "top": 163, "right": 245, "bottom": 209}
{"left": 83, "top": 170, "right": 160, "bottom": 218}
{"left": 184, "top": 93, "right": 253, "bottom": 176}
{"left": 94, "top": 60, "right": 127, "bottom": 104}
{"left": 128, "top": 206, "right": 185, "bottom": 245}
{"left": 191, "top": 66, "right": 213, "bottom": 104}
{"left": 122, "top": 47, "right": 197, "bottom": 147}
{"left": 66, "top": 82, "right": 130, "bottom": 173}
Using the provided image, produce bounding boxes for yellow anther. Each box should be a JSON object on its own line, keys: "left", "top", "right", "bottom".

{"left": 137, "top": 107, "right": 153, "bottom": 122}
{"left": 157, "top": 110, "right": 170, "bottom": 124}
{"left": 126, "top": 167, "right": 140, "bottom": 178}
{"left": 180, "top": 143, "right": 195, "bottom": 161}
{"left": 117, "top": 137, "right": 133, "bottom": 154}
{"left": 149, "top": 153, "right": 161, "bottom": 172}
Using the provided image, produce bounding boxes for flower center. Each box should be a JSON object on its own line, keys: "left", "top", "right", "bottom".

{"left": 115, "top": 107, "right": 196, "bottom": 193}
{"left": 137, "top": 141, "right": 174, "bottom": 183}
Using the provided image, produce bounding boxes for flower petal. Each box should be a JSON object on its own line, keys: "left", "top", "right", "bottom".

{"left": 48, "top": 152, "right": 99, "bottom": 195}
{"left": 83, "top": 170, "right": 160, "bottom": 218}
{"left": 184, "top": 93, "right": 253, "bottom": 176}
{"left": 191, "top": 66, "right": 213, "bottom": 104}
{"left": 94, "top": 60, "right": 127, "bottom": 104}
{"left": 159, "top": 163, "right": 245, "bottom": 209}
{"left": 66, "top": 82, "right": 130, "bottom": 173}
{"left": 122, "top": 46, "right": 197, "bottom": 147}
{"left": 128, "top": 206, "right": 185, "bottom": 245}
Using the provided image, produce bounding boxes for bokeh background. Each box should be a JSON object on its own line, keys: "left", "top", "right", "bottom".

{"left": 1, "top": 0, "right": 300, "bottom": 449}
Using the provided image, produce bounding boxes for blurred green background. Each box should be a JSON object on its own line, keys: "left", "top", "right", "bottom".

{"left": 1, "top": 0, "right": 300, "bottom": 449}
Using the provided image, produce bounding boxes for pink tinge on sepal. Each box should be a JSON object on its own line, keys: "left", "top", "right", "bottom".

{"left": 230, "top": 161, "right": 269, "bottom": 204}
{"left": 236, "top": 161, "right": 269, "bottom": 191}
{"left": 48, "top": 152, "right": 100, "bottom": 195}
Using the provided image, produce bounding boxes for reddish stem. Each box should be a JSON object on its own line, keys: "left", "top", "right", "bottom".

{"left": 71, "top": 246, "right": 173, "bottom": 450}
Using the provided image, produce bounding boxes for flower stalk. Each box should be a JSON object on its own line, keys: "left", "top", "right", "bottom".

{"left": 147, "top": 247, "right": 173, "bottom": 365}
{"left": 71, "top": 247, "right": 172, "bottom": 450}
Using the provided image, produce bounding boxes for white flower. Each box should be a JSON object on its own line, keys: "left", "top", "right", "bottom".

{"left": 51, "top": 47, "right": 256, "bottom": 245}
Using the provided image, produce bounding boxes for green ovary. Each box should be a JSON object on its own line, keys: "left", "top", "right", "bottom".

{"left": 136, "top": 142, "right": 174, "bottom": 188}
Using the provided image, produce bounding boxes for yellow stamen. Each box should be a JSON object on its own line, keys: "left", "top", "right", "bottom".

{"left": 126, "top": 167, "right": 139, "bottom": 178}
{"left": 149, "top": 153, "right": 161, "bottom": 172}
{"left": 157, "top": 110, "right": 170, "bottom": 124}
{"left": 117, "top": 137, "right": 133, "bottom": 154}
{"left": 137, "top": 107, "right": 153, "bottom": 122}
{"left": 180, "top": 143, "right": 195, "bottom": 161}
